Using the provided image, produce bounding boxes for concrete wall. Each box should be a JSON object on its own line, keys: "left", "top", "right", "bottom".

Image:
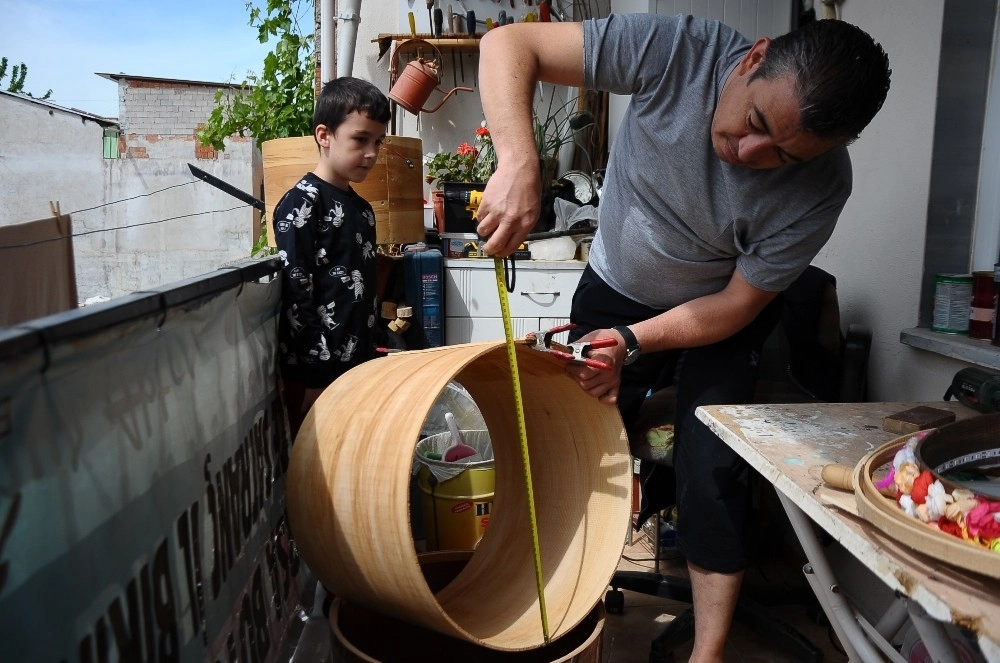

{"left": 75, "top": 78, "right": 258, "bottom": 301}
{"left": 0, "top": 81, "right": 258, "bottom": 303}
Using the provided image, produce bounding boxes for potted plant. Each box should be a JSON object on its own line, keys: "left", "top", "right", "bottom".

{"left": 425, "top": 98, "right": 595, "bottom": 234}
{"left": 424, "top": 123, "right": 496, "bottom": 233}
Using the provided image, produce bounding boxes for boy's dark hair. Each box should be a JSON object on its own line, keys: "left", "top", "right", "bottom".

{"left": 313, "top": 77, "right": 391, "bottom": 135}
{"left": 751, "top": 19, "right": 892, "bottom": 145}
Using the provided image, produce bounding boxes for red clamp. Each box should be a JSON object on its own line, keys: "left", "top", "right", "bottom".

{"left": 523, "top": 323, "right": 618, "bottom": 371}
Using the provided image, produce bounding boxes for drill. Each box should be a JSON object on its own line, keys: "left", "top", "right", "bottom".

{"left": 443, "top": 188, "right": 483, "bottom": 220}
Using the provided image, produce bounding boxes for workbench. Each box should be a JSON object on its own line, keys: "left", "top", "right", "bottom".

{"left": 696, "top": 401, "right": 1000, "bottom": 662}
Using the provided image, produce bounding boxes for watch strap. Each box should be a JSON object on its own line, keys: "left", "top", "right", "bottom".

{"left": 612, "top": 325, "right": 641, "bottom": 362}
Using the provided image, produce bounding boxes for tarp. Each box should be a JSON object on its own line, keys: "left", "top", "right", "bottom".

{"left": 0, "top": 259, "right": 302, "bottom": 663}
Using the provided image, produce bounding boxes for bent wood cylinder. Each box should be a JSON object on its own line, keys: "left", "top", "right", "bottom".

{"left": 287, "top": 341, "right": 631, "bottom": 651}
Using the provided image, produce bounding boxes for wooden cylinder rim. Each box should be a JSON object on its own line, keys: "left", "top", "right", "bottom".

{"left": 287, "top": 341, "right": 631, "bottom": 651}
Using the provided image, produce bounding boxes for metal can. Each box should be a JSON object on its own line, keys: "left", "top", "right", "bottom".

{"left": 932, "top": 273, "right": 972, "bottom": 334}
{"left": 969, "top": 271, "right": 997, "bottom": 340}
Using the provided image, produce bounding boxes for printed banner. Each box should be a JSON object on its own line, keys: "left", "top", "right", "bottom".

{"left": 0, "top": 272, "right": 303, "bottom": 662}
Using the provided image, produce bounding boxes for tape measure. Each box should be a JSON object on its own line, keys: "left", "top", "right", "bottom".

{"left": 493, "top": 256, "right": 550, "bottom": 642}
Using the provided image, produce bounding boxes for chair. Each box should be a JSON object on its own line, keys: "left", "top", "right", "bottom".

{"left": 605, "top": 265, "right": 873, "bottom": 662}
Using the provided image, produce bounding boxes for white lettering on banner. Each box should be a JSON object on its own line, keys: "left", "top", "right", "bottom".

{"left": 66, "top": 398, "right": 300, "bottom": 663}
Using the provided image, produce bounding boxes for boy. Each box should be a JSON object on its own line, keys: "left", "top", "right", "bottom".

{"left": 274, "top": 77, "right": 391, "bottom": 438}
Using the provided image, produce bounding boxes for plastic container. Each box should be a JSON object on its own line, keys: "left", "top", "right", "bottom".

{"left": 403, "top": 244, "right": 443, "bottom": 347}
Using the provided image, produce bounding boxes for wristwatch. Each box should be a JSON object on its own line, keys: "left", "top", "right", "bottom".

{"left": 613, "top": 325, "right": 641, "bottom": 365}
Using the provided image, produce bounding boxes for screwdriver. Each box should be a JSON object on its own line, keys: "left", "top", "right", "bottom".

{"left": 407, "top": 11, "right": 416, "bottom": 37}
{"left": 426, "top": 0, "right": 434, "bottom": 36}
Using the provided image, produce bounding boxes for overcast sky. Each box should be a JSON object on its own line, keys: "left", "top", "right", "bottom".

{"left": 3, "top": 0, "right": 287, "bottom": 118}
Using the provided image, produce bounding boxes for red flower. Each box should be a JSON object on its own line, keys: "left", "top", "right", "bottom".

{"left": 910, "top": 470, "right": 935, "bottom": 504}
{"left": 456, "top": 142, "right": 478, "bottom": 157}
{"left": 476, "top": 126, "right": 490, "bottom": 137}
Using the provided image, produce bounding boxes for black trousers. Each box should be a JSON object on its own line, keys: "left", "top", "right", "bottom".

{"left": 568, "top": 265, "right": 783, "bottom": 573}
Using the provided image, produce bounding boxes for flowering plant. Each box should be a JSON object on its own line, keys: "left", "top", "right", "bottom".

{"left": 880, "top": 431, "right": 1000, "bottom": 553}
{"left": 424, "top": 123, "right": 497, "bottom": 187}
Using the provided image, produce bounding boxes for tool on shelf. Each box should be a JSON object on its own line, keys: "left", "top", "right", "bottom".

{"left": 433, "top": 6, "right": 443, "bottom": 39}
{"left": 523, "top": 323, "right": 617, "bottom": 371}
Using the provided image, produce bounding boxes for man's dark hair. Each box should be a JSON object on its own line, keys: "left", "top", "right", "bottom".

{"left": 751, "top": 19, "right": 891, "bottom": 145}
{"left": 313, "top": 76, "right": 391, "bottom": 135}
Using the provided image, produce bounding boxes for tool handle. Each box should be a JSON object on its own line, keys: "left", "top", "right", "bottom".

{"left": 467, "top": 10, "right": 476, "bottom": 37}
{"left": 821, "top": 463, "right": 855, "bottom": 491}
{"left": 407, "top": 11, "right": 416, "bottom": 37}
{"left": 539, "top": 1, "right": 551, "bottom": 21}
{"left": 433, "top": 7, "right": 443, "bottom": 38}
{"left": 585, "top": 337, "right": 618, "bottom": 350}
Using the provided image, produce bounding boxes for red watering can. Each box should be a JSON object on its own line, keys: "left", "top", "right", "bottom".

{"left": 388, "top": 39, "right": 473, "bottom": 115}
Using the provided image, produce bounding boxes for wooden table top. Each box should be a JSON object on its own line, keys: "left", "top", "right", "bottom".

{"left": 696, "top": 401, "right": 1000, "bottom": 660}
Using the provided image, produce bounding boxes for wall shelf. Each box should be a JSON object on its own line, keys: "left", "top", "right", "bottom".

{"left": 374, "top": 34, "right": 482, "bottom": 59}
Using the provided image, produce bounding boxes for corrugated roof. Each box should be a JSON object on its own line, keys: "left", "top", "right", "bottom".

{"left": 0, "top": 89, "right": 117, "bottom": 124}
{"left": 96, "top": 72, "right": 250, "bottom": 89}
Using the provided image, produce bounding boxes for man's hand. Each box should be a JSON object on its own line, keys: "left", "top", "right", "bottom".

{"left": 476, "top": 161, "right": 541, "bottom": 257}
{"left": 563, "top": 328, "right": 626, "bottom": 403}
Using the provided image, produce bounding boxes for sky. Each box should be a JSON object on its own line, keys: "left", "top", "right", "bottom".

{"left": 3, "top": 0, "right": 286, "bottom": 118}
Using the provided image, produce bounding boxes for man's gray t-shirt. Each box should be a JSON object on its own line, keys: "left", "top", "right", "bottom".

{"left": 583, "top": 13, "right": 851, "bottom": 309}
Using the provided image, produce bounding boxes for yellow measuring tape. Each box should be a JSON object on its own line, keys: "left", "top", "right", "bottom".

{"left": 493, "top": 256, "right": 550, "bottom": 643}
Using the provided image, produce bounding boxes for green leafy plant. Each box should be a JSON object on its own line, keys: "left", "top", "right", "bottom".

{"left": 424, "top": 123, "right": 497, "bottom": 187}
{"left": 533, "top": 95, "right": 594, "bottom": 184}
{"left": 197, "top": 0, "right": 315, "bottom": 256}
{"left": 0, "top": 57, "right": 52, "bottom": 99}
{"left": 197, "top": 0, "right": 315, "bottom": 151}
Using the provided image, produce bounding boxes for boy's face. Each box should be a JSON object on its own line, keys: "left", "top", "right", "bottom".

{"left": 314, "top": 111, "right": 387, "bottom": 189}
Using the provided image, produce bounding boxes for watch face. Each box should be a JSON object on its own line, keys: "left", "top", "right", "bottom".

{"left": 560, "top": 171, "right": 595, "bottom": 206}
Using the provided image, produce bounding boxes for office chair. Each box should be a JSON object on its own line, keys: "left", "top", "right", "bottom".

{"left": 605, "top": 265, "right": 873, "bottom": 663}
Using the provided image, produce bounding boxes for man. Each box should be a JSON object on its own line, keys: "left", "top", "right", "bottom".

{"left": 475, "top": 13, "right": 890, "bottom": 662}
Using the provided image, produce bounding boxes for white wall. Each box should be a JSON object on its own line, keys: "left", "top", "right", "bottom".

{"left": 813, "top": 0, "right": 958, "bottom": 401}
{"left": 0, "top": 94, "right": 108, "bottom": 227}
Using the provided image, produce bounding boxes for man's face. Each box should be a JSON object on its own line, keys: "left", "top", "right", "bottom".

{"left": 712, "top": 39, "right": 839, "bottom": 170}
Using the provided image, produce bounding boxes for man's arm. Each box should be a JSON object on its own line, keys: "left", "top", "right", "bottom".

{"left": 476, "top": 22, "right": 586, "bottom": 257}
{"left": 567, "top": 271, "right": 780, "bottom": 403}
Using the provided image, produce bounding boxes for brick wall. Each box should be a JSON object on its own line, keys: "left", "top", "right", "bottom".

{"left": 119, "top": 79, "right": 243, "bottom": 136}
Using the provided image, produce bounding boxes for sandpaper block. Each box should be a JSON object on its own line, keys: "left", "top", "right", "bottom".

{"left": 882, "top": 406, "right": 956, "bottom": 434}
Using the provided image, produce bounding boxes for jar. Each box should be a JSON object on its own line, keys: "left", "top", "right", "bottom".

{"left": 969, "top": 271, "right": 996, "bottom": 340}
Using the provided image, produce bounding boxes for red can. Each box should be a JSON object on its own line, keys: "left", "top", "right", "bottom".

{"left": 969, "top": 270, "right": 997, "bottom": 340}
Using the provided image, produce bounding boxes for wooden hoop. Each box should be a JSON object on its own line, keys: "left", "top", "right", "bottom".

{"left": 852, "top": 436, "right": 1000, "bottom": 580}
{"left": 287, "top": 342, "right": 631, "bottom": 650}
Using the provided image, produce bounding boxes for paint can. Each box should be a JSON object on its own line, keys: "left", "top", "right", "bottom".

{"left": 931, "top": 274, "right": 973, "bottom": 334}
{"left": 415, "top": 430, "right": 495, "bottom": 551}
{"left": 969, "top": 271, "right": 997, "bottom": 340}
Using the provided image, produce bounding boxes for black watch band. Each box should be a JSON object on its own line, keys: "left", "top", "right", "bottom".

{"left": 613, "top": 325, "right": 641, "bottom": 365}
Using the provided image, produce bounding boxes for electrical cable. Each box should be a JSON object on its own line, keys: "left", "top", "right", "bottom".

{"left": 0, "top": 203, "right": 250, "bottom": 250}
{"left": 64, "top": 180, "right": 197, "bottom": 216}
